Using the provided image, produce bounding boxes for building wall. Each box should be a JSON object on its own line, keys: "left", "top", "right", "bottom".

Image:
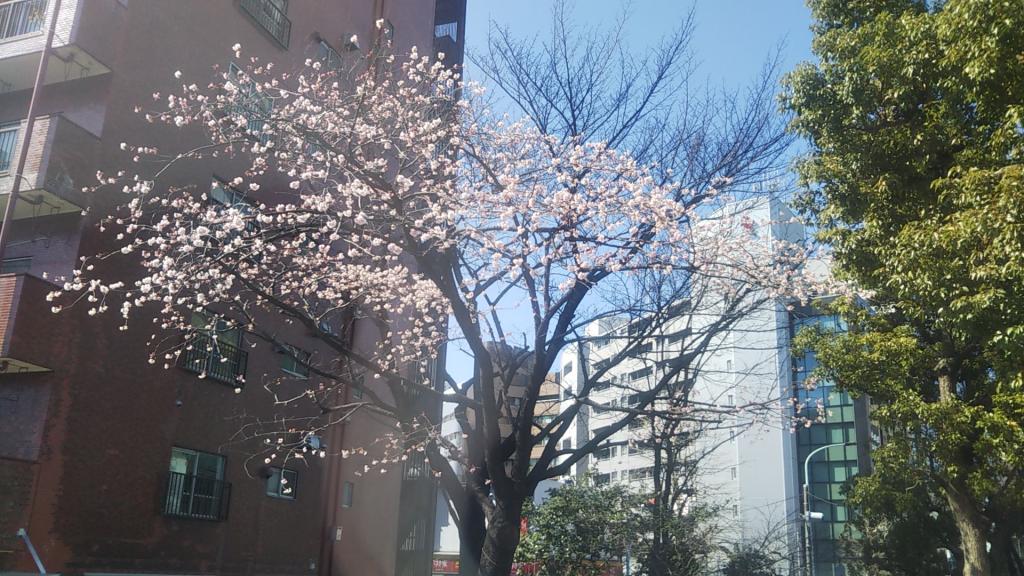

{"left": 0, "top": 1, "right": 450, "bottom": 574}
{"left": 561, "top": 198, "right": 807, "bottom": 570}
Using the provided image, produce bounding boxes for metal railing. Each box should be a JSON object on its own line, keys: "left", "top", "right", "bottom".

{"left": 0, "top": 0, "right": 47, "bottom": 40}
{"left": 179, "top": 331, "right": 248, "bottom": 386}
{"left": 162, "top": 471, "right": 231, "bottom": 521}
{"left": 0, "top": 124, "right": 18, "bottom": 173}
{"left": 239, "top": 0, "right": 290, "bottom": 49}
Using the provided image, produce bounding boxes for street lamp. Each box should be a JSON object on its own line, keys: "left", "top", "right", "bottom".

{"left": 802, "top": 441, "right": 855, "bottom": 576}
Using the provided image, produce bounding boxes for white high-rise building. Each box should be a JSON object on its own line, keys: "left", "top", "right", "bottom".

{"left": 557, "top": 197, "right": 805, "bottom": 568}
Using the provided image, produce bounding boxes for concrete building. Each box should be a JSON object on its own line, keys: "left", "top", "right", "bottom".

{"left": 558, "top": 198, "right": 871, "bottom": 573}
{"left": 0, "top": 1, "right": 464, "bottom": 575}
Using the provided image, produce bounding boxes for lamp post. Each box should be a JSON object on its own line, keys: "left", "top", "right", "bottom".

{"left": 802, "top": 441, "right": 855, "bottom": 576}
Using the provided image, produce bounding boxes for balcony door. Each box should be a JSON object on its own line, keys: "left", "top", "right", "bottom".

{"left": 166, "top": 447, "right": 227, "bottom": 520}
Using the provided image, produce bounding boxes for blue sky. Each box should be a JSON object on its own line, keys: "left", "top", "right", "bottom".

{"left": 445, "top": 1, "right": 817, "bottom": 384}
{"left": 464, "top": 0, "right": 815, "bottom": 92}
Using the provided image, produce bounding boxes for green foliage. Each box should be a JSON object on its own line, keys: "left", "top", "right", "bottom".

{"left": 515, "top": 480, "right": 643, "bottom": 576}
{"left": 513, "top": 479, "right": 716, "bottom": 576}
{"left": 783, "top": 0, "right": 1024, "bottom": 569}
{"left": 720, "top": 544, "right": 783, "bottom": 576}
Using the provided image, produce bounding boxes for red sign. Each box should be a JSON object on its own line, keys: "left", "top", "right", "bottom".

{"left": 432, "top": 558, "right": 459, "bottom": 574}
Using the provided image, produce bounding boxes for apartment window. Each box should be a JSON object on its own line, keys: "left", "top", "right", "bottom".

{"left": 434, "top": 21, "right": 458, "bottom": 42}
{"left": 163, "top": 447, "right": 230, "bottom": 520}
{"left": 181, "top": 312, "right": 248, "bottom": 386}
{"left": 727, "top": 394, "right": 735, "bottom": 406}
{"left": 563, "top": 361, "right": 573, "bottom": 376}
{"left": 595, "top": 473, "right": 610, "bottom": 486}
{"left": 730, "top": 466, "right": 737, "bottom": 480}
{"left": 341, "top": 481, "right": 354, "bottom": 508}
{"left": 726, "top": 359, "right": 733, "bottom": 372}
{"left": 279, "top": 344, "right": 310, "bottom": 378}
{"left": 0, "top": 123, "right": 18, "bottom": 172}
{"left": 508, "top": 396, "right": 522, "bottom": 416}
{"left": 227, "top": 63, "right": 274, "bottom": 141}
{"left": 629, "top": 467, "right": 653, "bottom": 481}
{"left": 266, "top": 467, "right": 297, "bottom": 499}
{"left": 633, "top": 342, "right": 653, "bottom": 354}
{"left": 561, "top": 439, "right": 571, "bottom": 450}
{"left": 0, "top": 257, "right": 31, "bottom": 274}
{"left": 626, "top": 393, "right": 640, "bottom": 407}
{"left": 239, "top": 0, "right": 291, "bottom": 48}
{"left": 629, "top": 367, "right": 652, "bottom": 382}
{"left": 316, "top": 39, "right": 343, "bottom": 70}
{"left": 732, "top": 504, "right": 739, "bottom": 517}
{"left": 0, "top": 0, "right": 46, "bottom": 41}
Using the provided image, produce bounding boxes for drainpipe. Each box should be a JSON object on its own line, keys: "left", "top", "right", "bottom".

{"left": 0, "top": 0, "right": 63, "bottom": 264}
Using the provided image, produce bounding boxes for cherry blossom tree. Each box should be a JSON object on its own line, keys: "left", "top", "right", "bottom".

{"left": 54, "top": 26, "right": 834, "bottom": 576}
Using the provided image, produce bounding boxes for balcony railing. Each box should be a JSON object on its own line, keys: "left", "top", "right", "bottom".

{"left": 162, "top": 471, "right": 231, "bottom": 521}
{"left": 0, "top": 0, "right": 46, "bottom": 41}
{"left": 180, "top": 331, "right": 248, "bottom": 386}
{"left": 239, "top": 0, "right": 290, "bottom": 49}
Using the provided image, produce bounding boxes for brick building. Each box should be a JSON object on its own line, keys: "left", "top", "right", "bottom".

{"left": 0, "top": 1, "right": 465, "bottom": 575}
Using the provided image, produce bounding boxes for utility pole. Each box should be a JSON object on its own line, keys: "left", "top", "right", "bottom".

{"left": 802, "top": 441, "right": 855, "bottom": 576}
{"left": 0, "top": 0, "right": 63, "bottom": 264}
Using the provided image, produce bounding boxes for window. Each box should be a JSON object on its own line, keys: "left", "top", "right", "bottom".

{"left": 629, "top": 467, "right": 653, "bottom": 481}
{"left": 508, "top": 396, "right": 522, "bottom": 416}
{"left": 209, "top": 178, "right": 258, "bottom": 237}
{"left": 316, "top": 39, "right": 342, "bottom": 70}
{"left": 633, "top": 342, "right": 653, "bottom": 354}
{"left": 730, "top": 466, "right": 737, "bottom": 480}
{"left": 595, "top": 473, "right": 610, "bottom": 485}
{"left": 239, "top": 0, "right": 291, "bottom": 48}
{"left": 279, "top": 344, "right": 310, "bottom": 377}
{"left": 434, "top": 21, "right": 458, "bottom": 42}
{"left": 163, "top": 447, "right": 230, "bottom": 520}
{"left": 227, "top": 62, "right": 274, "bottom": 141}
{"left": 341, "top": 481, "right": 354, "bottom": 508}
{"left": 732, "top": 504, "right": 739, "bottom": 517}
{"left": 0, "top": 257, "right": 31, "bottom": 274}
{"left": 629, "top": 367, "right": 652, "bottom": 382}
{"left": 563, "top": 361, "right": 573, "bottom": 376}
{"left": 561, "top": 439, "right": 571, "bottom": 450}
{"left": 0, "top": 0, "right": 46, "bottom": 41}
{"left": 726, "top": 394, "right": 735, "bottom": 406}
{"left": 0, "top": 122, "right": 18, "bottom": 172}
{"left": 266, "top": 467, "right": 297, "bottom": 499}
{"left": 626, "top": 393, "right": 640, "bottom": 407}
{"left": 596, "top": 446, "right": 611, "bottom": 460}
{"left": 726, "top": 359, "right": 733, "bottom": 372}
{"left": 181, "top": 312, "right": 247, "bottom": 385}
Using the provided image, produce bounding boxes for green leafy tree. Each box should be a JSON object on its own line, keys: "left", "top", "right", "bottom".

{"left": 515, "top": 480, "right": 642, "bottom": 576}
{"left": 783, "top": 1, "right": 1024, "bottom": 574}
{"left": 840, "top": 445, "right": 960, "bottom": 576}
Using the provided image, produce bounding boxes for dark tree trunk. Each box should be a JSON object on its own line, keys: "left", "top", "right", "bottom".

{"left": 477, "top": 498, "right": 524, "bottom": 576}
{"left": 459, "top": 499, "right": 487, "bottom": 576}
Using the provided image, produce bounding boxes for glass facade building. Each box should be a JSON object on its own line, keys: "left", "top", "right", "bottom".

{"left": 792, "top": 312, "right": 861, "bottom": 576}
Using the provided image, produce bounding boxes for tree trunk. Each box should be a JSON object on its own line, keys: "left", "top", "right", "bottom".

{"left": 944, "top": 480, "right": 991, "bottom": 576}
{"left": 477, "top": 499, "right": 524, "bottom": 576}
{"left": 459, "top": 499, "right": 487, "bottom": 576}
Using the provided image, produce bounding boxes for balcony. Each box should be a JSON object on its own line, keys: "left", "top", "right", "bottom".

{"left": 0, "top": 272, "right": 55, "bottom": 373}
{"left": 239, "top": 0, "right": 290, "bottom": 49}
{"left": 162, "top": 471, "right": 231, "bottom": 521}
{"left": 0, "top": 114, "right": 95, "bottom": 220}
{"left": 0, "top": 0, "right": 117, "bottom": 94}
{"left": 179, "top": 331, "right": 248, "bottom": 386}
